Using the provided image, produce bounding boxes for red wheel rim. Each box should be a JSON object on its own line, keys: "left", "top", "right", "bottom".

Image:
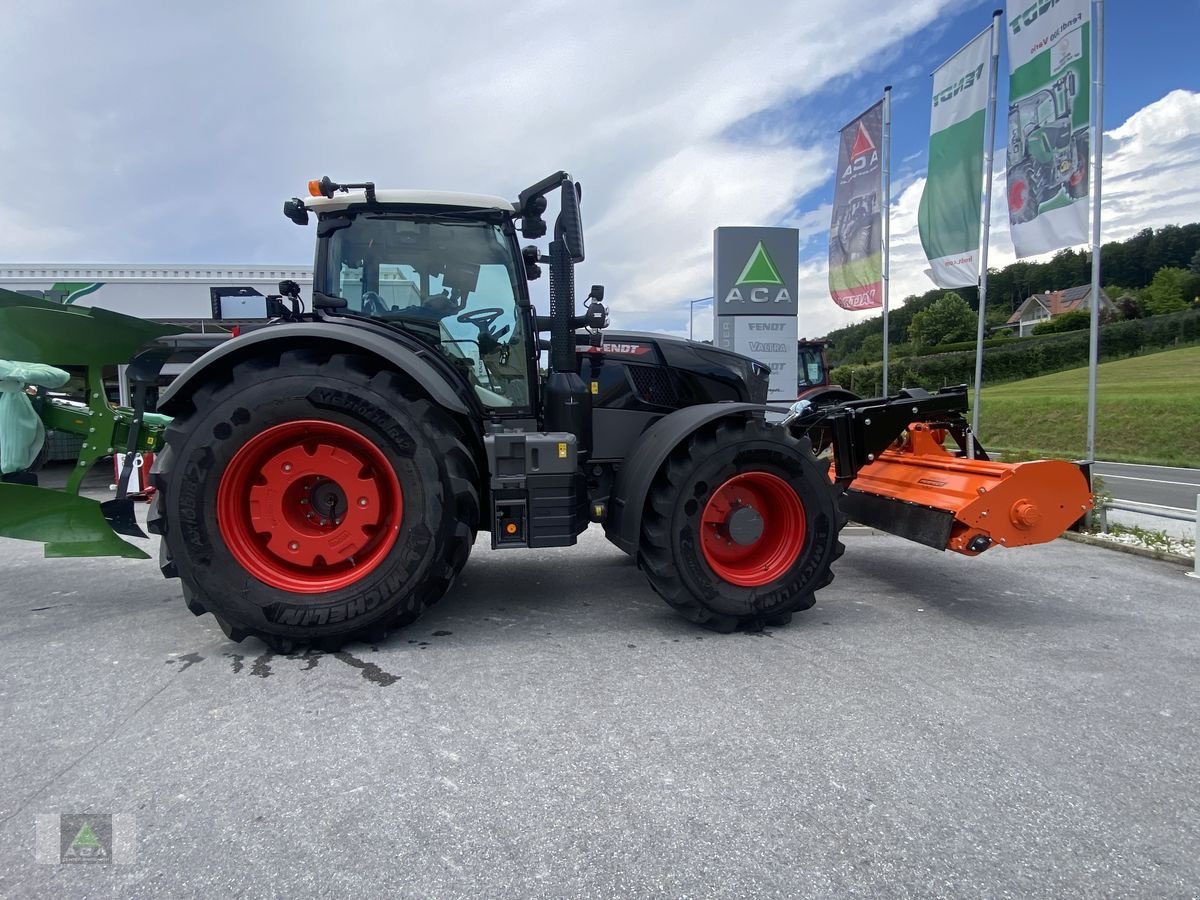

{"left": 700, "top": 471, "right": 806, "bottom": 587}
{"left": 216, "top": 420, "right": 403, "bottom": 593}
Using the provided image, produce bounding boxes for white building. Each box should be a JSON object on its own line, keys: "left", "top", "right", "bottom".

{"left": 0, "top": 264, "right": 312, "bottom": 325}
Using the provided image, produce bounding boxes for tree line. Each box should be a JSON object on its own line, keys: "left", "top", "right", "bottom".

{"left": 823, "top": 223, "right": 1200, "bottom": 367}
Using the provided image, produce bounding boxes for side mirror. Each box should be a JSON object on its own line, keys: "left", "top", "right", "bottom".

{"left": 558, "top": 180, "right": 585, "bottom": 263}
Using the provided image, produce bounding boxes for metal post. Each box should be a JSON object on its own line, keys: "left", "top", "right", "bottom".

{"left": 971, "top": 10, "right": 1003, "bottom": 438}
{"left": 1086, "top": 0, "right": 1105, "bottom": 463}
{"left": 882, "top": 85, "right": 892, "bottom": 397}
{"left": 1190, "top": 492, "right": 1199, "bottom": 580}
{"left": 688, "top": 296, "right": 712, "bottom": 341}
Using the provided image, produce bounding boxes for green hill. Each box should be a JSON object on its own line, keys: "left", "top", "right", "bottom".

{"left": 977, "top": 346, "right": 1200, "bottom": 466}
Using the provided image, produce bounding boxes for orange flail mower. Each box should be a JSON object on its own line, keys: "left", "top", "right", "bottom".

{"left": 838, "top": 419, "right": 1092, "bottom": 556}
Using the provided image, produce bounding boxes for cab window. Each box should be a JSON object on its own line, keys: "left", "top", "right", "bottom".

{"left": 323, "top": 216, "right": 530, "bottom": 409}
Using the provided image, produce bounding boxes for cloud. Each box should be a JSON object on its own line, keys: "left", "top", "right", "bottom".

{"left": 0, "top": 1, "right": 951, "bottom": 303}
{"left": 2, "top": 4, "right": 1194, "bottom": 354}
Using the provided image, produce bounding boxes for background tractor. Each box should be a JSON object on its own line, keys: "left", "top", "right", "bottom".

{"left": 0, "top": 173, "right": 1092, "bottom": 649}
{"left": 1006, "top": 72, "right": 1090, "bottom": 222}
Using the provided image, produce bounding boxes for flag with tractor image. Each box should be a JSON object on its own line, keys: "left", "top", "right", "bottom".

{"left": 829, "top": 101, "right": 884, "bottom": 310}
{"left": 1005, "top": 0, "right": 1091, "bottom": 258}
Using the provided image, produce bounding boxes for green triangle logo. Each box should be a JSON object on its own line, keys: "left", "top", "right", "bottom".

{"left": 735, "top": 242, "right": 784, "bottom": 285}
{"left": 70, "top": 823, "right": 102, "bottom": 850}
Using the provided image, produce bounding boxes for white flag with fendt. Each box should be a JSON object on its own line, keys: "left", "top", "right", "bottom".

{"left": 1004, "top": 0, "right": 1091, "bottom": 258}
{"left": 918, "top": 24, "right": 994, "bottom": 288}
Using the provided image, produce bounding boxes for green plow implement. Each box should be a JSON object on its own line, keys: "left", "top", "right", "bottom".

{"left": 0, "top": 288, "right": 187, "bottom": 559}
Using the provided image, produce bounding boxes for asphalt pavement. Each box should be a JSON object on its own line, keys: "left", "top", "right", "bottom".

{"left": 1093, "top": 461, "right": 1200, "bottom": 511}
{"left": 1, "top": 519, "right": 1198, "bottom": 898}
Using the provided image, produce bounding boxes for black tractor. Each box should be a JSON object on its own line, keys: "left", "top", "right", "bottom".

{"left": 145, "top": 173, "right": 849, "bottom": 648}
{"left": 0, "top": 173, "right": 1094, "bottom": 648}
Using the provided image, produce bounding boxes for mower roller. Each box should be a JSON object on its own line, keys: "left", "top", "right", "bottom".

{"left": 0, "top": 173, "right": 1091, "bottom": 649}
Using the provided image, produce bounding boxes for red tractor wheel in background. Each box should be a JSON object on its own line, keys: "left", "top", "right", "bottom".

{"left": 150, "top": 349, "right": 479, "bottom": 651}
{"left": 639, "top": 417, "right": 845, "bottom": 632}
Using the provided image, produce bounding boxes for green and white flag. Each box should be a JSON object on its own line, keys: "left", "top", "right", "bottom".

{"left": 1005, "top": 0, "right": 1091, "bottom": 258}
{"left": 918, "top": 25, "right": 994, "bottom": 288}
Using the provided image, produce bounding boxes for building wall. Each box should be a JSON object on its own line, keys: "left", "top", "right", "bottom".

{"left": 0, "top": 265, "right": 313, "bottom": 321}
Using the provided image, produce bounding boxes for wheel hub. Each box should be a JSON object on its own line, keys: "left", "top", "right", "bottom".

{"left": 308, "top": 479, "right": 348, "bottom": 525}
{"left": 725, "top": 504, "right": 764, "bottom": 545}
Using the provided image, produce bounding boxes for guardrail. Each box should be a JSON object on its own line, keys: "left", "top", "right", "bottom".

{"left": 1095, "top": 493, "right": 1199, "bottom": 579}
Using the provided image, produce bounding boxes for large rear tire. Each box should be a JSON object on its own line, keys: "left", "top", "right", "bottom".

{"left": 638, "top": 417, "right": 844, "bottom": 632}
{"left": 149, "top": 349, "right": 479, "bottom": 651}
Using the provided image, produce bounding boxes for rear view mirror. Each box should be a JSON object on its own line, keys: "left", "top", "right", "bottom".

{"left": 558, "top": 180, "right": 585, "bottom": 264}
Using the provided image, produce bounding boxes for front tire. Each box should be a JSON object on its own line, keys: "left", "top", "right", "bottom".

{"left": 150, "top": 349, "right": 479, "bottom": 651}
{"left": 638, "top": 417, "right": 845, "bottom": 632}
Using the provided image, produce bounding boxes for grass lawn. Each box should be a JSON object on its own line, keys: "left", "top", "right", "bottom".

{"left": 976, "top": 345, "right": 1200, "bottom": 467}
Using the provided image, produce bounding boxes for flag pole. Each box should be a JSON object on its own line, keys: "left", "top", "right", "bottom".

{"left": 882, "top": 85, "right": 892, "bottom": 396}
{"left": 971, "top": 10, "right": 1003, "bottom": 438}
{"left": 1086, "top": 0, "right": 1105, "bottom": 463}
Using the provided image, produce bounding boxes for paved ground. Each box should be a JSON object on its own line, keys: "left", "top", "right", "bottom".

{"left": 0, "top": 517, "right": 1198, "bottom": 898}
{"left": 1094, "top": 461, "right": 1200, "bottom": 511}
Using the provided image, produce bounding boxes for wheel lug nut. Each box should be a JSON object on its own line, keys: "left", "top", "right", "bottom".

{"left": 282, "top": 462, "right": 293, "bottom": 473}
{"left": 288, "top": 541, "right": 299, "bottom": 551}
{"left": 358, "top": 497, "right": 368, "bottom": 507}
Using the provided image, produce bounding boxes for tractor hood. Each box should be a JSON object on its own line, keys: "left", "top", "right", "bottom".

{"left": 579, "top": 330, "right": 771, "bottom": 406}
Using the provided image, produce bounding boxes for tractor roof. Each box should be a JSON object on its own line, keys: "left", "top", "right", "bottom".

{"left": 304, "top": 190, "right": 517, "bottom": 214}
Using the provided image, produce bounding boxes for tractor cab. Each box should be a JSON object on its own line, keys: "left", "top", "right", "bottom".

{"left": 294, "top": 182, "right": 537, "bottom": 411}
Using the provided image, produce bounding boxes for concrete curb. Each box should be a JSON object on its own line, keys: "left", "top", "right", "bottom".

{"left": 842, "top": 525, "right": 885, "bottom": 537}
{"left": 1060, "top": 530, "right": 1193, "bottom": 567}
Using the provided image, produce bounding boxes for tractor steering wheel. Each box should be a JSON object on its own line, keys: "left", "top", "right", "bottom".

{"left": 455, "top": 308, "right": 505, "bottom": 330}
{"left": 361, "top": 291, "right": 388, "bottom": 317}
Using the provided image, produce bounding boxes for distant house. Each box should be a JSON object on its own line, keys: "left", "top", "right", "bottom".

{"left": 1004, "top": 285, "right": 1114, "bottom": 337}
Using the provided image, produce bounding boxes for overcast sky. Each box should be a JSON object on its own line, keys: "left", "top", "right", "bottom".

{"left": 2, "top": 1, "right": 1197, "bottom": 339}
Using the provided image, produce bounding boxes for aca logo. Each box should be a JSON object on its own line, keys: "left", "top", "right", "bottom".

{"left": 840, "top": 121, "right": 879, "bottom": 184}
{"left": 722, "top": 242, "right": 792, "bottom": 305}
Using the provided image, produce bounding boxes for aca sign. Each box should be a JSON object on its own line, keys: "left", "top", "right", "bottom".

{"left": 714, "top": 227, "right": 799, "bottom": 317}
{"left": 712, "top": 226, "right": 800, "bottom": 404}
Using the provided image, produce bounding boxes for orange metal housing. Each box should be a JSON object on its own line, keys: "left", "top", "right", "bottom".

{"left": 842, "top": 422, "right": 1093, "bottom": 556}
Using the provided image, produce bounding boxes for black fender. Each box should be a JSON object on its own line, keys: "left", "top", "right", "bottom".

{"left": 796, "top": 385, "right": 860, "bottom": 406}
{"left": 604, "top": 402, "right": 766, "bottom": 555}
{"left": 157, "top": 322, "right": 472, "bottom": 417}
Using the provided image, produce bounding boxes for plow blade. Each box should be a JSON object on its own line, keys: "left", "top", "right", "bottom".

{"left": 0, "top": 290, "right": 184, "bottom": 365}
{"left": 0, "top": 483, "right": 150, "bottom": 559}
{"left": 0, "top": 288, "right": 186, "bottom": 559}
{"left": 840, "top": 422, "right": 1092, "bottom": 555}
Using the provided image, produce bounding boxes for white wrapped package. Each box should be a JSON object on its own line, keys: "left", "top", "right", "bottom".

{"left": 0, "top": 360, "right": 71, "bottom": 474}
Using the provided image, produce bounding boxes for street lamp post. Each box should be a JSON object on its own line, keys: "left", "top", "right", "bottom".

{"left": 688, "top": 296, "right": 713, "bottom": 341}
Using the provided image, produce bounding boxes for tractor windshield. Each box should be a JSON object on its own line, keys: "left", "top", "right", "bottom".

{"left": 320, "top": 215, "right": 530, "bottom": 409}
{"left": 798, "top": 345, "right": 826, "bottom": 389}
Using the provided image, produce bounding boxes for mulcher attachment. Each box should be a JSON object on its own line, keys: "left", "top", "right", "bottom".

{"left": 791, "top": 386, "right": 1092, "bottom": 555}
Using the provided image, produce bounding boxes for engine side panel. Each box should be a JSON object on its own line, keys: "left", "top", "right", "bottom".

{"left": 578, "top": 331, "right": 768, "bottom": 463}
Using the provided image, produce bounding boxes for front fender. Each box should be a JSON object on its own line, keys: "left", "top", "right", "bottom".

{"left": 157, "top": 322, "right": 472, "bottom": 417}
{"left": 604, "top": 402, "right": 765, "bottom": 555}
